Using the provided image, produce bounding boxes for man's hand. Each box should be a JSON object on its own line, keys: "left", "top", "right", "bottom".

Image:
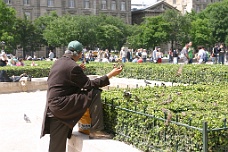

{"left": 106, "top": 66, "right": 123, "bottom": 79}
{"left": 79, "top": 63, "right": 86, "bottom": 70}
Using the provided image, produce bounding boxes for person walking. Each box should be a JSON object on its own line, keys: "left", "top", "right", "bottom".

{"left": 211, "top": 44, "right": 219, "bottom": 64}
{"left": 180, "top": 43, "right": 189, "bottom": 64}
{"left": 218, "top": 44, "right": 225, "bottom": 65}
{"left": 197, "top": 46, "right": 206, "bottom": 64}
{"left": 188, "top": 42, "right": 194, "bottom": 64}
{"left": 40, "top": 40, "right": 123, "bottom": 152}
{"left": 152, "top": 47, "right": 157, "bottom": 63}
{"left": 168, "top": 48, "right": 173, "bottom": 63}
{"left": 120, "top": 47, "right": 127, "bottom": 63}
{"left": 173, "top": 49, "right": 179, "bottom": 64}
{"left": 49, "top": 50, "right": 55, "bottom": 61}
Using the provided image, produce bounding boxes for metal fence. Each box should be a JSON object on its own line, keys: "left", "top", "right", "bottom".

{"left": 103, "top": 98, "right": 228, "bottom": 152}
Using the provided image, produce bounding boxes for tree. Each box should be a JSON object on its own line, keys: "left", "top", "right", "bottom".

{"left": 43, "top": 14, "right": 129, "bottom": 50}
{"left": 34, "top": 11, "right": 59, "bottom": 48}
{"left": 127, "top": 25, "right": 144, "bottom": 49}
{"left": 14, "top": 16, "right": 38, "bottom": 58}
{"left": 202, "top": 0, "right": 228, "bottom": 44}
{"left": 96, "top": 14, "right": 130, "bottom": 49}
{"left": 96, "top": 24, "right": 124, "bottom": 50}
{"left": 190, "top": 17, "right": 214, "bottom": 48}
{"left": 139, "top": 16, "right": 169, "bottom": 49}
{"left": 162, "top": 10, "right": 191, "bottom": 50}
{"left": 0, "top": 0, "right": 17, "bottom": 52}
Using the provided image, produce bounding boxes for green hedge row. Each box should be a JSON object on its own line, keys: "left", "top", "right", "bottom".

{"left": 102, "top": 85, "right": 228, "bottom": 151}
{"left": 1, "top": 61, "right": 228, "bottom": 85}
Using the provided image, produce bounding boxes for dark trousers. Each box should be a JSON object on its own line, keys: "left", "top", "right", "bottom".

{"left": 49, "top": 118, "right": 70, "bottom": 152}
{"left": 48, "top": 89, "right": 104, "bottom": 152}
{"left": 0, "top": 70, "right": 12, "bottom": 82}
{"left": 219, "top": 55, "right": 225, "bottom": 64}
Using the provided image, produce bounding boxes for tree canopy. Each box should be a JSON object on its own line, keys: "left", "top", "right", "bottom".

{"left": 0, "top": 1, "right": 16, "bottom": 51}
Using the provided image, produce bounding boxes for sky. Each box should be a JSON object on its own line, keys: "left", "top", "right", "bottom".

{"left": 131, "top": 0, "right": 157, "bottom": 5}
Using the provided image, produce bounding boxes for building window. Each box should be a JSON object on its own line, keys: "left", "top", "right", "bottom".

{"left": 101, "top": 0, "right": 107, "bottom": 10}
{"left": 84, "top": 0, "right": 89, "bottom": 8}
{"left": 173, "top": 0, "right": 176, "bottom": 4}
{"left": 111, "top": 1, "right": 116, "bottom": 10}
{"left": 24, "top": 12, "right": 31, "bottom": 20}
{"left": 121, "top": 1, "right": 126, "bottom": 11}
{"left": 5, "top": 0, "right": 12, "bottom": 4}
{"left": 196, "top": 6, "right": 200, "bottom": 13}
{"left": 23, "top": 0, "right": 29, "bottom": 5}
{"left": 48, "top": 0, "right": 54, "bottom": 7}
{"left": 68, "top": 0, "right": 75, "bottom": 8}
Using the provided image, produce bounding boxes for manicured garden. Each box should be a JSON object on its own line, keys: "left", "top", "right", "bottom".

{"left": 1, "top": 61, "right": 228, "bottom": 151}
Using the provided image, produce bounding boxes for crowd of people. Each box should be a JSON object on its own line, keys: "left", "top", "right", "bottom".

{"left": 0, "top": 50, "right": 36, "bottom": 82}
{"left": 178, "top": 42, "right": 226, "bottom": 65}
{"left": 80, "top": 43, "right": 227, "bottom": 65}
{"left": 0, "top": 51, "right": 25, "bottom": 67}
{"left": 81, "top": 47, "right": 165, "bottom": 64}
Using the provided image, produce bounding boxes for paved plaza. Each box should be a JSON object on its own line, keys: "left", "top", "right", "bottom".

{"left": 0, "top": 77, "right": 185, "bottom": 152}
{"left": 0, "top": 77, "right": 147, "bottom": 151}
{"left": 0, "top": 91, "right": 49, "bottom": 152}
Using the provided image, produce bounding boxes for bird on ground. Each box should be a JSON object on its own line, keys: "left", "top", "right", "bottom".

{"left": 162, "top": 95, "right": 173, "bottom": 105}
{"left": 144, "top": 79, "right": 152, "bottom": 85}
{"left": 134, "top": 95, "right": 141, "bottom": 102}
{"left": 176, "top": 64, "right": 184, "bottom": 77}
{"left": 123, "top": 90, "right": 132, "bottom": 100}
{"left": 161, "top": 82, "right": 166, "bottom": 87}
{"left": 165, "top": 112, "right": 172, "bottom": 126}
{"left": 154, "top": 83, "right": 157, "bottom": 87}
{"left": 24, "top": 114, "right": 31, "bottom": 123}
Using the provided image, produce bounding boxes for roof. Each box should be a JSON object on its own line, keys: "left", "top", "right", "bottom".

{"left": 132, "top": 0, "right": 179, "bottom": 13}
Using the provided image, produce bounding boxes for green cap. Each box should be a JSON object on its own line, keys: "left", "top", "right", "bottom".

{"left": 67, "top": 40, "right": 83, "bottom": 53}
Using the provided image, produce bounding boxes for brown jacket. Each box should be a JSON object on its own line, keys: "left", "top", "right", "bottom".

{"left": 40, "top": 55, "right": 110, "bottom": 138}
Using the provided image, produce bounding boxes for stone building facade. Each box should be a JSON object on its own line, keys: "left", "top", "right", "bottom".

{"left": 4, "top": 0, "right": 132, "bottom": 58}
{"left": 132, "top": 0, "right": 179, "bottom": 25}
{"left": 163, "top": 0, "right": 220, "bottom": 14}
{"left": 4, "top": 0, "right": 132, "bottom": 24}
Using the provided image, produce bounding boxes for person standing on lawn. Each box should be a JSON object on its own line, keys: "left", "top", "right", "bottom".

{"left": 188, "top": 42, "right": 194, "bottom": 64}
{"left": 40, "top": 40, "right": 123, "bottom": 152}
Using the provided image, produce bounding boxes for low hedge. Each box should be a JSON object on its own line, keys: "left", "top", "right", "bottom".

{"left": 1, "top": 61, "right": 228, "bottom": 85}
{"left": 102, "top": 84, "right": 228, "bottom": 151}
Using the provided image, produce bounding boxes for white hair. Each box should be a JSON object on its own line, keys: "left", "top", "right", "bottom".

{"left": 64, "top": 50, "right": 79, "bottom": 56}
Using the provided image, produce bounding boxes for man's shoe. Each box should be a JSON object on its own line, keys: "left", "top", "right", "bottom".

{"left": 89, "top": 130, "right": 114, "bottom": 139}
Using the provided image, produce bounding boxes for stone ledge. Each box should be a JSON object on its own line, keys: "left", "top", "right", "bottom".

{"left": 0, "top": 77, "right": 48, "bottom": 94}
{"left": 68, "top": 131, "right": 142, "bottom": 152}
{"left": 0, "top": 75, "right": 183, "bottom": 94}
